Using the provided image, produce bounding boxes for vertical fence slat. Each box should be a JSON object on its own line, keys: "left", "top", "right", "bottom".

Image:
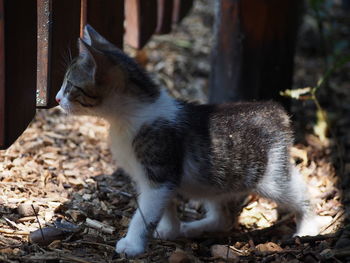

{"left": 0, "top": 0, "right": 4, "bottom": 147}
{"left": 209, "top": 0, "right": 301, "bottom": 109}
{"left": 172, "top": 0, "right": 193, "bottom": 24}
{"left": 0, "top": 0, "right": 37, "bottom": 149}
{"left": 125, "top": 0, "right": 157, "bottom": 49}
{"left": 81, "top": 0, "right": 124, "bottom": 48}
{"left": 37, "top": 0, "right": 81, "bottom": 108}
{"left": 156, "top": 0, "right": 174, "bottom": 34}
{"left": 37, "top": 0, "right": 50, "bottom": 107}
{"left": 48, "top": 0, "right": 81, "bottom": 107}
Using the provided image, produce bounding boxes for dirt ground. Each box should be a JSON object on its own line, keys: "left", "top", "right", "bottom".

{"left": 1, "top": 1, "right": 350, "bottom": 262}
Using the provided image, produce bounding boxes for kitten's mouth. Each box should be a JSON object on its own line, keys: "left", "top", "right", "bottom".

{"left": 57, "top": 103, "right": 72, "bottom": 114}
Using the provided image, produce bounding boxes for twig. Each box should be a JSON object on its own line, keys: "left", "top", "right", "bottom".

{"left": 2, "top": 216, "right": 19, "bottom": 230}
{"left": 61, "top": 255, "right": 93, "bottom": 263}
{"left": 32, "top": 204, "right": 45, "bottom": 242}
{"left": 85, "top": 218, "right": 115, "bottom": 234}
{"left": 103, "top": 186, "right": 133, "bottom": 198}
{"left": 281, "top": 232, "right": 340, "bottom": 246}
{"left": 73, "top": 240, "right": 115, "bottom": 250}
{"left": 26, "top": 253, "right": 93, "bottom": 263}
{"left": 0, "top": 182, "right": 35, "bottom": 186}
{"left": 320, "top": 211, "right": 345, "bottom": 234}
{"left": 229, "top": 245, "right": 248, "bottom": 256}
{"left": 0, "top": 228, "right": 29, "bottom": 235}
{"left": 17, "top": 216, "right": 37, "bottom": 222}
{"left": 225, "top": 236, "right": 234, "bottom": 261}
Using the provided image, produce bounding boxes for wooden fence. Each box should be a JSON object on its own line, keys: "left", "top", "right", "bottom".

{"left": 0, "top": 0, "right": 193, "bottom": 149}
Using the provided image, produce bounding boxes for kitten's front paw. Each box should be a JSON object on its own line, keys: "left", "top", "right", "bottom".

{"left": 116, "top": 237, "right": 145, "bottom": 258}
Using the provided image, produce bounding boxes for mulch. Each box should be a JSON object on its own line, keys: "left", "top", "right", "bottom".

{"left": 1, "top": 1, "right": 349, "bottom": 262}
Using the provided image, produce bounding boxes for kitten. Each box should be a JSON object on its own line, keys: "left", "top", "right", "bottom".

{"left": 56, "top": 25, "right": 321, "bottom": 258}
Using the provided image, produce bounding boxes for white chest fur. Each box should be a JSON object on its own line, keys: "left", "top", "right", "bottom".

{"left": 107, "top": 90, "right": 180, "bottom": 189}
{"left": 108, "top": 126, "right": 145, "bottom": 187}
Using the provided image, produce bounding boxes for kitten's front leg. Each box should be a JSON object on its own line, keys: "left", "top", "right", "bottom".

{"left": 116, "top": 185, "right": 174, "bottom": 257}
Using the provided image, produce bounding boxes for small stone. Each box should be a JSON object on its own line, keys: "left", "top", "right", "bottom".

{"left": 17, "top": 203, "right": 39, "bottom": 217}
{"left": 168, "top": 250, "right": 191, "bottom": 263}
{"left": 29, "top": 227, "right": 66, "bottom": 246}
{"left": 255, "top": 242, "right": 283, "bottom": 253}
{"left": 210, "top": 245, "right": 239, "bottom": 262}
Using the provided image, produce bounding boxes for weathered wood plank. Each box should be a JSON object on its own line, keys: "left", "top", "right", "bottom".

{"left": 209, "top": 0, "right": 302, "bottom": 109}
{"left": 0, "top": 0, "right": 4, "bottom": 147}
{"left": 156, "top": 0, "right": 174, "bottom": 34}
{"left": 125, "top": 0, "right": 157, "bottom": 49}
{"left": 37, "top": 0, "right": 50, "bottom": 107}
{"left": 48, "top": 0, "right": 81, "bottom": 107}
{"left": 1, "top": 0, "right": 37, "bottom": 149}
{"left": 81, "top": 0, "right": 124, "bottom": 48}
{"left": 172, "top": 0, "right": 193, "bottom": 24}
{"left": 39, "top": 0, "right": 81, "bottom": 108}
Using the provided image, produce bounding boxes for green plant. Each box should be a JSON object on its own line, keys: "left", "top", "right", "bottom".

{"left": 281, "top": 54, "right": 350, "bottom": 141}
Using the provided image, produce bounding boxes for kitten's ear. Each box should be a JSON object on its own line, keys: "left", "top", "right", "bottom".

{"left": 78, "top": 38, "right": 113, "bottom": 82}
{"left": 78, "top": 38, "right": 96, "bottom": 71}
{"left": 82, "top": 24, "right": 117, "bottom": 51}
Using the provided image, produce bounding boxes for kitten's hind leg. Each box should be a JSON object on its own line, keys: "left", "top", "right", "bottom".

{"left": 288, "top": 166, "right": 322, "bottom": 236}
{"left": 257, "top": 165, "right": 321, "bottom": 236}
{"left": 154, "top": 200, "right": 180, "bottom": 240}
{"left": 180, "top": 199, "right": 232, "bottom": 238}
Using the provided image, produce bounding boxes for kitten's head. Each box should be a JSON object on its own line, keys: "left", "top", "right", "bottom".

{"left": 56, "top": 25, "right": 159, "bottom": 116}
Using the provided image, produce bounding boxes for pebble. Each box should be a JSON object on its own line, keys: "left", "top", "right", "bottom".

{"left": 17, "top": 203, "right": 40, "bottom": 217}
{"left": 29, "top": 227, "right": 66, "bottom": 246}
{"left": 255, "top": 242, "right": 283, "bottom": 253}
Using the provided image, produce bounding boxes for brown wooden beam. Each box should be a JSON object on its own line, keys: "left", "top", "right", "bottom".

{"left": 1, "top": 0, "right": 37, "bottom": 149}
{"left": 37, "top": 0, "right": 50, "bottom": 107}
{"left": 37, "top": 0, "right": 81, "bottom": 108}
{"left": 172, "top": 0, "right": 193, "bottom": 24}
{"left": 81, "top": 0, "right": 124, "bottom": 49}
{"left": 125, "top": 0, "right": 157, "bottom": 49}
{"left": 0, "top": 0, "right": 4, "bottom": 147}
{"left": 209, "top": 0, "right": 302, "bottom": 109}
{"left": 156, "top": 0, "right": 174, "bottom": 34}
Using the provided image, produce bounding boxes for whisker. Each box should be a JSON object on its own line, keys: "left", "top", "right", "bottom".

{"left": 68, "top": 47, "right": 72, "bottom": 62}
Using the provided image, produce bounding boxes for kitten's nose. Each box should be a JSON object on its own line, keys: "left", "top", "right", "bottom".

{"left": 56, "top": 97, "right": 61, "bottom": 104}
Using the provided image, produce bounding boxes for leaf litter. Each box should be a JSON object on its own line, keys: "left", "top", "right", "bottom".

{"left": 0, "top": 0, "right": 349, "bottom": 262}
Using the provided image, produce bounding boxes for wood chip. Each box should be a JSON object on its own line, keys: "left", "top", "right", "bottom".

{"left": 85, "top": 218, "right": 115, "bottom": 234}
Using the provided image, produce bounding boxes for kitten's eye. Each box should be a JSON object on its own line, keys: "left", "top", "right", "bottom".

{"left": 64, "top": 81, "right": 74, "bottom": 94}
{"left": 67, "top": 81, "right": 98, "bottom": 99}
{"left": 67, "top": 80, "right": 82, "bottom": 90}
